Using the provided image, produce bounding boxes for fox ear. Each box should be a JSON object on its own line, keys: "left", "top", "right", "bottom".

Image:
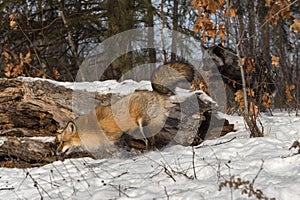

{"left": 66, "top": 121, "right": 77, "bottom": 136}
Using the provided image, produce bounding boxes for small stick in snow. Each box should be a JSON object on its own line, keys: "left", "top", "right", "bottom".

{"left": 195, "top": 137, "right": 237, "bottom": 149}
{"left": 0, "top": 187, "right": 14, "bottom": 191}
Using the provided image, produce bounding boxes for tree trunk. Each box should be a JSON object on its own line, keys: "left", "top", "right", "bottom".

{"left": 146, "top": 0, "right": 156, "bottom": 64}
{"left": 171, "top": 0, "right": 178, "bottom": 61}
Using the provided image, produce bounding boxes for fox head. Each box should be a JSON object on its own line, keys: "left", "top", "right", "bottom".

{"left": 56, "top": 121, "right": 82, "bottom": 155}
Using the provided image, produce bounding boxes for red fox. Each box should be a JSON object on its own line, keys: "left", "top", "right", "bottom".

{"left": 56, "top": 90, "right": 167, "bottom": 155}
{"left": 56, "top": 62, "right": 197, "bottom": 155}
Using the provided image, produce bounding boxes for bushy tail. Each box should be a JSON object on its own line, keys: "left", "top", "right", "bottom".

{"left": 151, "top": 62, "right": 196, "bottom": 95}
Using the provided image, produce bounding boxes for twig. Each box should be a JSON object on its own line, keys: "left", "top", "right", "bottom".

{"left": 164, "top": 186, "right": 170, "bottom": 200}
{"left": 101, "top": 180, "right": 130, "bottom": 198}
{"left": 25, "top": 170, "right": 51, "bottom": 199}
{"left": 61, "top": 162, "right": 77, "bottom": 196}
{"left": 160, "top": 0, "right": 167, "bottom": 63}
{"left": 164, "top": 166, "right": 176, "bottom": 182}
{"left": 0, "top": 187, "right": 14, "bottom": 191}
{"left": 69, "top": 160, "right": 91, "bottom": 187}
{"left": 252, "top": 159, "right": 264, "bottom": 185}
{"left": 15, "top": 19, "right": 43, "bottom": 69}
{"left": 196, "top": 137, "right": 237, "bottom": 149}
{"left": 59, "top": 9, "right": 80, "bottom": 67}
{"left": 259, "top": 0, "right": 298, "bottom": 30}
{"left": 192, "top": 146, "right": 197, "bottom": 179}
{"left": 51, "top": 163, "right": 66, "bottom": 182}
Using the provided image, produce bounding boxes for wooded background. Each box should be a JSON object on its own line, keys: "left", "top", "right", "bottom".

{"left": 0, "top": 0, "right": 299, "bottom": 110}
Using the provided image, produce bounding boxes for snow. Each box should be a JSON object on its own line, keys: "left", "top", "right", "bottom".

{"left": 1, "top": 78, "right": 300, "bottom": 200}
{"left": 21, "top": 77, "right": 152, "bottom": 96}
{"left": 30, "top": 136, "right": 56, "bottom": 143}
{"left": 22, "top": 77, "right": 218, "bottom": 105}
{"left": 171, "top": 88, "right": 217, "bottom": 105}
{"left": 0, "top": 137, "right": 6, "bottom": 146}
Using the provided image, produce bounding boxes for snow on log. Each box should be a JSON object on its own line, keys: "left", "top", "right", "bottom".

{"left": 0, "top": 78, "right": 234, "bottom": 168}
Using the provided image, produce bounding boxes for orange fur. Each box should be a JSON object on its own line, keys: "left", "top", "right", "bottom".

{"left": 56, "top": 121, "right": 82, "bottom": 155}
{"left": 56, "top": 90, "right": 167, "bottom": 155}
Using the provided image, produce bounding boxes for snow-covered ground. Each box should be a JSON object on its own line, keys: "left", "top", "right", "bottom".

{"left": 1, "top": 79, "right": 300, "bottom": 200}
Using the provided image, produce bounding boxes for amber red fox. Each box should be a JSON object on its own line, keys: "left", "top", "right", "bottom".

{"left": 56, "top": 90, "right": 166, "bottom": 155}
{"left": 56, "top": 62, "right": 197, "bottom": 155}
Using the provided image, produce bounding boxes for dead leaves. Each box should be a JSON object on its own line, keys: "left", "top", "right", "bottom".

{"left": 52, "top": 67, "right": 61, "bottom": 80}
{"left": 244, "top": 58, "right": 256, "bottom": 73}
{"left": 192, "top": 0, "right": 294, "bottom": 43}
{"left": 285, "top": 83, "right": 295, "bottom": 103}
{"left": 229, "top": 7, "right": 237, "bottom": 18}
{"left": 261, "top": 93, "right": 272, "bottom": 109}
{"left": 217, "top": 24, "right": 226, "bottom": 40}
{"left": 267, "top": 0, "right": 291, "bottom": 26}
{"left": 2, "top": 47, "right": 32, "bottom": 77}
{"left": 235, "top": 89, "right": 273, "bottom": 117}
{"left": 191, "top": 0, "right": 229, "bottom": 42}
{"left": 191, "top": 0, "right": 225, "bottom": 14}
{"left": 9, "top": 13, "right": 18, "bottom": 30}
{"left": 290, "top": 18, "right": 300, "bottom": 33}
{"left": 271, "top": 55, "right": 280, "bottom": 67}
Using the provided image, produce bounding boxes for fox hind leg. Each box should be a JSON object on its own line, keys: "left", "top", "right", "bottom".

{"left": 137, "top": 118, "right": 151, "bottom": 148}
{"left": 137, "top": 118, "right": 148, "bottom": 147}
{"left": 141, "top": 125, "right": 156, "bottom": 150}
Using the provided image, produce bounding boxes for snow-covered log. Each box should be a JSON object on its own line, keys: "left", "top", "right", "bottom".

{"left": 0, "top": 78, "right": 234, "bottom": 168}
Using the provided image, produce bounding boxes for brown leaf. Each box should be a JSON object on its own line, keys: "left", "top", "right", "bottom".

{"left": 9, "top": 14, "right": 16, "bottom": 20}
{"left": 249, "top": 102, "right": 258, "bottom": 117}
{"left": 4, "top": 63, "right": 14, "bottom": 77}
{"left": 245, "top": 58, "right": 255, "bottom": 73}
{"left": 207, "top": 0, "right": 218, "bottom": 14}
{"left": 290, "top": 84, "right": 295, "bottom": 90}
{"left": 261, "top": 92, "right": 272, "bottom": 109}
{"left": 53, "top": 67, "right": 61, "bottom": 80}
{"left": 2, "top": 51, "right": 11, "bottom": 61}
{"left": 217, "top": 24, "right": 226, "bottom": 40}
{"left": 229, "top": 7, "right": 236, "bottom": 18}
{"left": 24, "top": 51, "right": 32, "bottom": 64}
{"left": 247, "top": 88, "right": 255, "bottom": 97}
{"left": 271, "top": 55, "right": 280, "bottom": 67}
{"left": 19, "top": 52, "right": 24, "bottom": 60}
{"left": 202, "top": 32, "right": 207, "bottom": 43}
{"left": 290, "top": 19, "right": 300, "bottom": 33}
{"left": 285, "top": 84, "right": 293, "bottom": 102}
{"left": 235, "top": 90, "right": 244, "bottom": 110}
{"left": 265, "top": 0, "right": 272, "bottom": 7}
{"left": 218, "top": 29, "right": 226, "bottom": 40}
{"left": 35, "top": 70, "right": 44, "bottom": 77}
{"left": 207, "top": 29, "right": 216, "bottom": 38}
{"left": 10, "top": 20, "right": 18, "bottom": 30}
{"left": 12, "top": 65, "right": 22, "bottom": 77}
{"left": 4, "top": 70, "right": 11, "bottom": 77}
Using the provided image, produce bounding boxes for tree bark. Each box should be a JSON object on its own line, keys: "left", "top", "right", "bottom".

{"left": 171, "top": 0, "right": 178, "bottom": 61}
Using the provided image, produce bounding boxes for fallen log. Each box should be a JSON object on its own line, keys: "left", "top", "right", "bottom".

{"left": 0, "top": 78, "right": 234, "bottom": 168}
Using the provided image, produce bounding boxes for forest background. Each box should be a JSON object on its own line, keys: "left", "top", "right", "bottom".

{"left": 0, "top": 0, "right": 299, "bottom": 111}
